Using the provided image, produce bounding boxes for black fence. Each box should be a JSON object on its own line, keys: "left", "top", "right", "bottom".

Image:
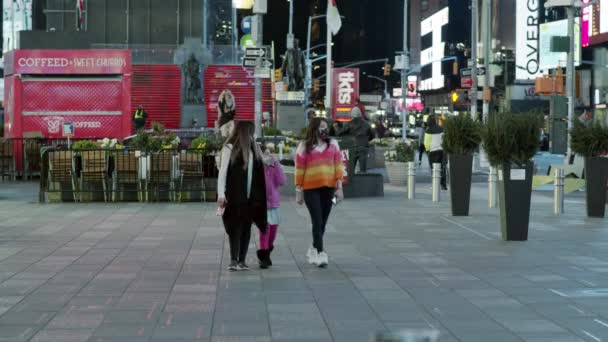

{"left": 1, "top": 137, "right": 104, "bottom": 181}
{"left": 39, "top": 148, "right": 219, "bottom": 203}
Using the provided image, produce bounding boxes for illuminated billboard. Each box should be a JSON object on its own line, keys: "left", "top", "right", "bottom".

{"left": 582, "top": 0, "right": 608, "bottom": 46}
{"left": 419, "top": 7, "right": 449, "bottom": 91}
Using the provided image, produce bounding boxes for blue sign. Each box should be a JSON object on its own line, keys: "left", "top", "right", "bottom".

{"left": 241, "top": 16, "right": 252, "bottom": 34}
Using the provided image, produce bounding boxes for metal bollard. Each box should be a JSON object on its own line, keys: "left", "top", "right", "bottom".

{"left": 554, "top": 168, "right": 565, "bottom": 215}
{"left": 432, "top": 162, "right": 441, "bottom": 202}
{"left": 488, "top": 166, "right": 498, "bottom": 208}
{"left": 407, "top": 161, "right": 416, "bottom": 199}
{"left": 278, "top": 142, "right": 284, "bottom": 161}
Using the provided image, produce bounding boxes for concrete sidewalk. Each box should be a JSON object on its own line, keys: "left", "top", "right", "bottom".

{"left": 0, "top": 182, "right": 606, "bottom": 341}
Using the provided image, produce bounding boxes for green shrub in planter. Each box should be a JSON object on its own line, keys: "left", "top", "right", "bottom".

{"left": 72, "top": 140, "right": 99, "bottom": 150}
{"left": 571, "top": 120, "right": 608, "bottom": 217}
{"left": 482, "top": 112, "right": 541, "bottom": 241}
{"left": 384, "top": 140, "right": 416, "bottom": 186}
{"left": 443, "top": 115, "right": 482, "bottom": 216}
{"left": 263, "top": 126, "right": 283, "bottom": 137}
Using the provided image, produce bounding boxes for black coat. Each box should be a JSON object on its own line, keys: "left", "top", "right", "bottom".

{"left": 222, "top": 147, "right": 267, "bottom": 233}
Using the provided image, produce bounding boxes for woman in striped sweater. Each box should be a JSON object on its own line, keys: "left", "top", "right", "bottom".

{"left": 295, "top": 117, "right": 344, "bottom": 268}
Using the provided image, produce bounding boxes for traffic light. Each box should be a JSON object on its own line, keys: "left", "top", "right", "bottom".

{"left": 313, "top": 79, "right": 320, "bottom": 92}
{"left": 274, "top": 69, "right": 283, "bottom": 82}
{"left": 451, "top": 89, "right": 469, "bottom": 104}
{"left": 383, "top": 63, "right": 391, "bottom": 76}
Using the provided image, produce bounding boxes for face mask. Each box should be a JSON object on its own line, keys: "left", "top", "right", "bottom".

{"left": 319, "top": 128, "right": 329, "bottom": 139}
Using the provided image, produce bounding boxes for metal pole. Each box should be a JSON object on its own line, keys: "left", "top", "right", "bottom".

{"left": 177, "top": 0, "right": 181, "bottom": 45}
{"left": 407, "top": 161, "right": 416, "bottom": 199}
{"left": 482, "top": 0, "right": 491, "bottom": 123}
{"left": 432, "top": 163, "right": 441, "bottom": 202}
{"left": 470, "top": 0, "right": 478, "bottom": 119}
{"left": 305, "top": 16, "right": 312, "bottom": 107}
{"left": 287, "top": 0, "right": 294, "bottom": 48}
{"left": 203, "top": 0, "right": 208, "bottom": 47}
{"left": 232, "top": 4, "right": 238, "bottom": 64}
{"left": 566, "top": 6, "right": 575, "bottom": 164}
{"left": 554, "top": 168, "right": 565, "bottom": 215}
{"left": 254, "top": 14, "right": 264, "bottom": 137}
{"left": 488, "top": 166, "right": 497, "bottom": 208}
{"left": 325, "top": 17, "right": 333, "bottom": 115}
{"left": 401, "top": 0, "right": 409, "bottom": 141}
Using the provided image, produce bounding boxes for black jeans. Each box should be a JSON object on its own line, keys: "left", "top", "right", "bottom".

{"left": 418, "top": 143, "right": 426, "bottom": 163}
{"left": 350, "top": 146, "right": 369, "bottom": 173}
{"left": 227, "top": 220, "right": 252, "bottom": 263}
{"left": 304, "top": 187, "right": 334, "bottom": 253}
{"left": 428, "top": 150, "right": 447, "bottom": 189}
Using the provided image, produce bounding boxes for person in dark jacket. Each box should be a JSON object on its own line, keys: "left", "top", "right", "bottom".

{"left": 339, "top": 106, "right": 374, "bottom": 173}
{"left": 424, "top": 115, "right": 447, "bottom": 190}
{"left": 217, "top": 121, "right": 267, "bottom": 271}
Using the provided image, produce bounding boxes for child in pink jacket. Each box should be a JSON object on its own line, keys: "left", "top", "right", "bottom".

{"left": 258, "top": 145, "right": 286, "bottom": 269}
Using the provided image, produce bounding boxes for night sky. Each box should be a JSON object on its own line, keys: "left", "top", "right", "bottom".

{"left": 262, "top": 0, "right": 406, "bottom": 93}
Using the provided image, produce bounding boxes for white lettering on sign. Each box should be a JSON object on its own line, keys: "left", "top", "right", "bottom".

{"left": 17, "top": 57, "right": 127, "bottom": 69}
{"left": 515, "top": 0, "right": 540, "bottom": 80}
{"left": 419, "top": 7, "right": 448, "bottom": 91}
{"left": 18, "top": 58, "right": 69, "bottom": 68}
{"left": 337, "top": 72, "right": 355, "bottom": 104}
{"left": 42, "top": 116, "right": 101, "bottom": 133}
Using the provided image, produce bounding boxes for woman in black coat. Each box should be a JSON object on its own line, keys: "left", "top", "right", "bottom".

{"left": 217, "top": 121, "right": 267, "bottom": 271}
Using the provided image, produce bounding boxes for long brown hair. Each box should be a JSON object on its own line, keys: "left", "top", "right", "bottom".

{"left": 304, "top": 117, "right": 330, "bottom": 152}
{"left": 225, "top": 121, "right": 259, "bottom": 168}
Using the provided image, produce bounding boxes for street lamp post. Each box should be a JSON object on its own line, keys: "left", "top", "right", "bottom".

{"left": 470, "top": 0, "right": 479, "bottom": 120}
{"left": 544, "top": 0, "right": 583, "bottom": 163}
{"left": 401, "top": 0, "right": 409, "bottom": 141}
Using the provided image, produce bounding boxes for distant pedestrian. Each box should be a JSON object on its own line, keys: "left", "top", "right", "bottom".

{"left": 217, "top": 121, "right": 267, "bottom": 271}
{"left": 415, "top": 122, "right": 426, "bottom": 166}
{"left": 295, "top": 117, "right": 344, "bottom": 268}
{"left": 424, "top": 116, "right": 447, "bottom": 190}
{"left": 132, "top": 105, "right": 147, "bottom": 131}
{"left": 257, "top": 144, "right": 286, "bottom": 269}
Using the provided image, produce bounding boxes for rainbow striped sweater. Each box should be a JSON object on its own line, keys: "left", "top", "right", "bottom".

{"left": 295, "top": 140, "right": 344, "bottom": 190}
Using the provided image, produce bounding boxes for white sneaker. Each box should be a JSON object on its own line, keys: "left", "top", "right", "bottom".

{"left": 306, "top": 247, "right": 318, "bottom": 265}
{"left": 316, "top": 252, "right": 328, "bottom": 268}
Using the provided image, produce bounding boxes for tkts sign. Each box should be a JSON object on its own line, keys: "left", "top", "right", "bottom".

{"left": 332, "top": 68, "right": 359, "bottom": 120}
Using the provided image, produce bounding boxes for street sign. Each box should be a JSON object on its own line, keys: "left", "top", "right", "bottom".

{"left": 461, "top": 76, "right": 473, "bottom": 88}
{"left": 245, "top": 47, "right": 266, "bottom": 58}
{"left": 460, "top": 67, "right": 486, "bottom": 77}
{"left": 242, "top": 57, "right": 272, "bottom": 69}
{"left": 254, "top": 67, "right": 271, "bottom": 78}
{"left": 62, "top": 122, "right": 74, "bottom": 137}
{"left": 241, "top": 16, "right": 252, "bottom": 34}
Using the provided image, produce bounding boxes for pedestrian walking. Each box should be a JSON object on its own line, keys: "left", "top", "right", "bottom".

{"left": 415, "top": 122, "right": 426, "bottom": 166}
{"left": 424, "top": 116, "right": 447, "bottom": 190}
{"left": 257, "top": 144, "right": 286, "bottom": 269}
{"left": 295, "top": 117, "right": 344, "bottom": 268}
{"left": 217, "top": 121, "right": 267, "bottom": 271}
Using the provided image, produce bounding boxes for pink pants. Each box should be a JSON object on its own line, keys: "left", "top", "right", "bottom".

{"left": 259, "top": 225, "right": 278, "bottom": 250}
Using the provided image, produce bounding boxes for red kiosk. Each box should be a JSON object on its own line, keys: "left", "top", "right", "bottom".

{"left": 3, "top": 49, "right": 132, "bottom": 171}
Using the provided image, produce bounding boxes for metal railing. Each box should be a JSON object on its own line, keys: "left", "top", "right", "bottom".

{"left": 39, "top": 148, "right": 219, "bottom": 203}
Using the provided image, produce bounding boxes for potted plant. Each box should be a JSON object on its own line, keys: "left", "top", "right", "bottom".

{"left": 369, "top": 138, "right": 391, "bottom": 169}
{"left": 482, "top": 112, "right": 541, "bottom": 241}
{"left": 443, "top": 115, "right": 482, "bottom": 216}
{"left": 385, "top": 140, "right": 415, "bottom": 186}
{"left": 571, "top": 120, "right": 608, "bottom": 218}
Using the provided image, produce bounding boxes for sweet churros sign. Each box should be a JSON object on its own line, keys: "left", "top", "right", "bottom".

{"left": 4, "top": 50, "right": 131, "bottom": 75}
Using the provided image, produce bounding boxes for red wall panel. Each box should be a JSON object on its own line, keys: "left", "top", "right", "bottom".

{"left": 22, "top": 80, "right": 123, "bottom": 112}
{"left": 131, "top": 65, "right": 182, "bottom": 130}
{"left": 204, "top": 65, "right": 272, "bottom": 127}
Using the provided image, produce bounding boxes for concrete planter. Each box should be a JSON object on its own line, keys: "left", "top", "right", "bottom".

{"left": 386, "top": 161, "right": 407, "bottom": 186}
{"left": 498, "top": 162, "right": 534, "bottom": 241}
{"left": 369, "top": 146, "right": 387, "bottom": 169}
{"left": 449, "top": 154, "right": 473, "bottom": 216}
{"left": 584, "top": 157, "right": 608, "bottom": 218}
